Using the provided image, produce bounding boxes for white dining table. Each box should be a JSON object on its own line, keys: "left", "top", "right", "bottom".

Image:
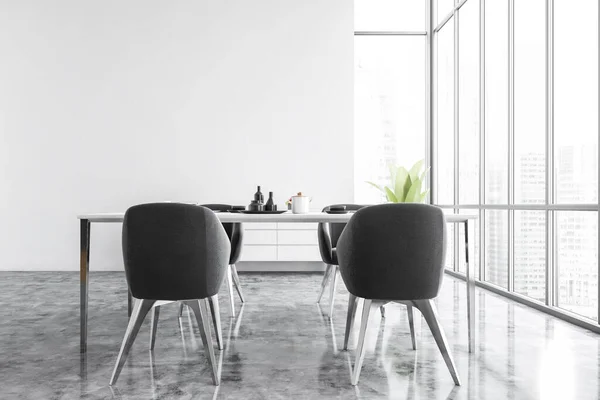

{"left": 77, "top": 211, "right": 478, "bottom": 354}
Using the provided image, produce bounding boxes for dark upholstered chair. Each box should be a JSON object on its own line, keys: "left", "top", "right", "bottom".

{"left": 110, "top": 203, "right": 230, "bottom": 386}
{"left": 317, "top": 204, "right": 364, "bottom": 317}
{"left": 337, "top": 204, "right": 460, "bottom": 386}
{"left": 179, "top": 204, "right": 245, "bottom": 318}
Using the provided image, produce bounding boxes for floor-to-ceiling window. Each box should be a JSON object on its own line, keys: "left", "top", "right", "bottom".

{"left": 354, "top": 1, "right": 428, "bottom": 204}
{"left": 433, "top": 0, "right": 600, "bottom": 326}
{"left": 354, "top": 0, "right": 599, "bottom": 328}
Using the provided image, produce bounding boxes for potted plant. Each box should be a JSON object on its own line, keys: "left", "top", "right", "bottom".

{"left": 367, "top": 159, "right": 430, "bottom": 203}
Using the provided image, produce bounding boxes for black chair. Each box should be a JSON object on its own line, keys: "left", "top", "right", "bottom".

{"left": 179, "top": 204, "right": 245, "bottom": 318}
{"left": 337, "top": 204, "right": 460, "bottom": 386}
{"left": 317, "top": 204, "right": 371, "bottom": 318}
{"left": 110, "top": 203, "right": 231, "bottom": 386}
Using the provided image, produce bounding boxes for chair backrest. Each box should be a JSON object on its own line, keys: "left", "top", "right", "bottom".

{"left": 122, "top": 203, "right": 231, "bottom": 300}
{"left": 336, "top": 203, "right": 447, "bottom": 300}
{"left": 201, "top": 204, "right": 244, "bottom": 264}
{"left": 318, "top": 204, "right": 365, "bottom": 264}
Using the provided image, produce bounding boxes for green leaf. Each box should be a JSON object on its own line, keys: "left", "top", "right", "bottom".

{"left": 408, "top": 159, "right": 424, "bottom": 181}
{"left": 401, "top": 174, "right": 412, "bottom": 203}
{"left": 405, "top": 178, "right": 422, "bottom": 203}
{"left": 394, "top": 167, "right": 409, "bottom": 202}
{"left": 419, "top": 189, "right": 430, "bottom": 203}
{"left": 384, "top": 186, "right": 398, "bottom": 203}
{"left": 366, "top": 181, "right": 384, "bottom": 193}
{"left": 419, "top": 166, "right": 431, "bottom": 182}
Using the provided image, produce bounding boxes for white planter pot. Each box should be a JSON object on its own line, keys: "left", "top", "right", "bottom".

{"left": 291, "top": 196, "right": 310, "bottom": 214}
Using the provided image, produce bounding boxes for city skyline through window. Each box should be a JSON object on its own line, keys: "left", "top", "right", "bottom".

{"left": 434, "top": 0, "right": 599, "bottom": 322}
{"left": 355, "top": 0, "right": 600, "bottom": 326}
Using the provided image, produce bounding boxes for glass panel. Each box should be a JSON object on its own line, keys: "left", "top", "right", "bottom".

{"left": 436, "top": 19, "right": 455, "bottom": 205}
{"left": 514, "top": 0, "right": 546, "bottom": 204}
{"left": 355, "top": 0, "right": 425, "bottom": 32}
{"left": 556, "top": 211, "right": 598, "bottom": 321}
{"left": 458, "top": 0, "right": 479, "bottom": 204}
{"left": 354, "top": 36, "right": 426, "bottom": 203}
{"left": 485, "top": 210, "right": 509, "bottom": 288}
{"left": 514, "top": 211, "right": 546, "bottom": 302}
{"left": 554, "top": 0, "right": 598, "bottom": 204}
{"left": 484, "top": 0, "right": 509, "bottom": 204}
{"left": 437, "top": 0, "right": 456, "bottom": 27}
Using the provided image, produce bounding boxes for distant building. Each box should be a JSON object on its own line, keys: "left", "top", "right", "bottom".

{"left": 513, "top": 152, "right": 546, "bottom": 302}
{"left": 555, "top": 145, "right": 598, "bottom": 319}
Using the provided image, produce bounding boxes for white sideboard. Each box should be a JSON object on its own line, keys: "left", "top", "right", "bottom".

{"left": 241, "top": 222, "right": 321, "bottom": 262}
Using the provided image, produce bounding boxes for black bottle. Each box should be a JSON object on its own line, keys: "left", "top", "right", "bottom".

{"left": 254, "top": 186, "right": 264, "bottom": 204}
{"left": 265, "top": 192, "right": 276, "bottom": 211}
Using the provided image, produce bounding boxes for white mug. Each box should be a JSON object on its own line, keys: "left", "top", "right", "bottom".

{"left": 291, "top": 195, "right": 310, "bottom": 214}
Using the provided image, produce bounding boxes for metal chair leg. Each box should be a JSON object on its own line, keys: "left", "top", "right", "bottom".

{"left": 380, "top": 305, "right": 385, "bottom": 318}
{"left": 413, "top": 299, "right": 461, "bottom": 386}
{"left": 208, "top": 295, "right": 223, "bottom": 350}
{"left": 110, "top": 299, "right": 155, "bottom": 385}
{"left": 178, "top": 302, "right": 184, "bottom": 317}
{"left": 127, "top": 289, "right": 133, "bottom": 317}
{"left": 187, "top": 299, "right": 220, "bottom": 386}
{"left": 317, "top": 264, "right": 333, "bottom": 303}
{"left": 150, "top": 306, "right": 160, "bottom": 350}
{"left": 343, "top": 293, "right": 359, "bottom": 350}
{"left": 226, "top": 266, "right": 236, "bottom": 318}
{"left": 407, "top": 305, "right": 416, "bottom": 350}
{"left": 230, "top": 264, "right": 245, "bottom": 303}
{"left": 328, "top": 266, "right": 338, "bottom": 318}
{"left": 351, "top": 298, "right": 373, "bottom": 385}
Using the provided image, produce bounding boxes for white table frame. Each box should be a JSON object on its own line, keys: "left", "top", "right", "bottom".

{"left": 77, "top": 211, "right": 477, "bottom": 353}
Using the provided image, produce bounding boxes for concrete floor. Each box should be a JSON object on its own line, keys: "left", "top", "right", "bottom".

{"left": 1, "top": 272, "right": 600, "bottom": 399}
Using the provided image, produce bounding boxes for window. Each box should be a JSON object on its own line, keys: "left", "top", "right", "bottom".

{"left": 514, "top": 0, "right": 545, "bottom": 204}
{"left": 433, "top": 0, "right": 600, "bottom": 324}
{"left": 514, "top": 211, "right": 546, "bottom": 302}
{"left": 355, "top": 0, "right": 600, "bottom": 326}
{"left": 436, "top": 18, "right": 455, "bottom": 205}
{"left": 458, "top": 0, "right": 479, "bottom": 204}
{"left": 354, "top": 3, "right": 427, "bottom": 203}
{"left": 556, "top": 212, "right": 598, "bottom": 321}
{"left": 485, "top": 210, "right": 509, "bottom": 288}
{"left": 554, "top": 0, "right": 598, "bottom": 204}
{"left": 484, "top": 0, "right": 508, "bottom": 205}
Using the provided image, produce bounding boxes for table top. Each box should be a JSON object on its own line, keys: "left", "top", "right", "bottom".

{"left": 77, "top": 211, "right": 478, "bottom": 223}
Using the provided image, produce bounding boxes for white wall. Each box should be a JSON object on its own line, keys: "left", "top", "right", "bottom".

{"left": 0, "top": 0, "right": 353, "bottom": 271}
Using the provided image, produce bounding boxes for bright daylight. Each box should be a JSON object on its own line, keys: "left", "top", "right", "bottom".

{"left": 1, "top": 1, "right": 598, "bottom": 399}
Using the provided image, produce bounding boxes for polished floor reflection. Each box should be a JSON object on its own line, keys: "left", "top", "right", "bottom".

{"left": 1, "top": 272, "right": 600, "bottom": 399}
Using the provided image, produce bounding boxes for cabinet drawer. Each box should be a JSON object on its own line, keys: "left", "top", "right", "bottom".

{"left": 277, "top": 223, "right": 318, "bottom": 230}
{"left": 277, "top": 230, "right": 318, "bottom": 245}
{"left": 244, "top": 223, "right": 277, "bottom": 230}
{"left": 241, "top": 246, "right": 278, "bottom": 261}
{"left": 277, "top": 245, "right": 321, "bottom": 261}
{"left": 244, "top": 230, "right": 277, "bottom": 245}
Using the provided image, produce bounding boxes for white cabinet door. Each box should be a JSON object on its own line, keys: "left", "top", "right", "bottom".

{"left": 277, "top": 230, "right": 318, "bottom": 245}
{"left": 277, "top": 245, "right": 321, "bottom": 261}
{"left": 241, "top": 246, "right": 278, "bottom": 261}
{"left": 244, "top": 230, "right": 277, "bottom": 245}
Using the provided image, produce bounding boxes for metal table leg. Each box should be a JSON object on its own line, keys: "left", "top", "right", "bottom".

{"left": 80, "top": 219, "right": 91, "bottom": 353}
{"left": 464, "top": 220, "right": 475, "bottom": 353}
